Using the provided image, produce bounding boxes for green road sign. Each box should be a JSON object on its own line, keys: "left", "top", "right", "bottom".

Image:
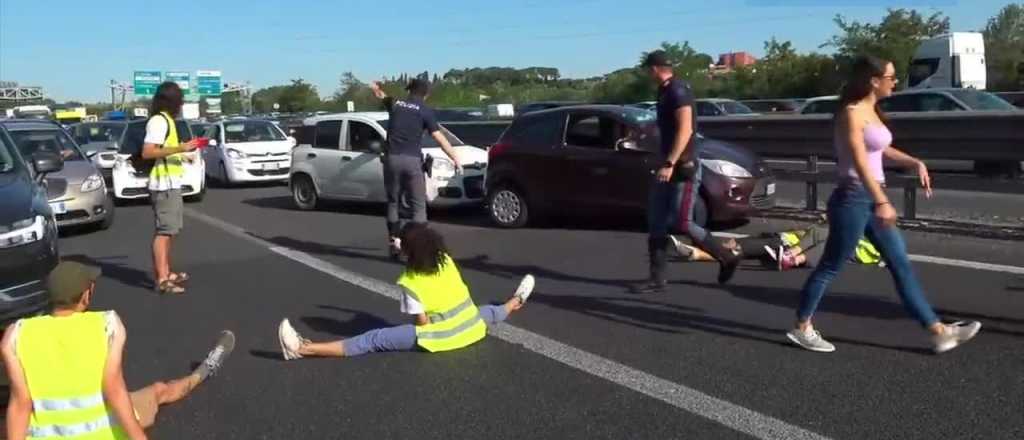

{"left": 133, "top": 70, "right": 162, "bottom": 97}
{"left": 196, "top": 70, "right": 222, "bottom": 96}
{"left": 166, "top": 71, "right": 191, "bottom": 92}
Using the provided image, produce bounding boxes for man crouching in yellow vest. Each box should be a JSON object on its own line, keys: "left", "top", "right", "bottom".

{"left": 2, "top": 262, "right": 235, "bottom": 440}
{"left": 277, "top": 224, "right": 535, "bottom": 359}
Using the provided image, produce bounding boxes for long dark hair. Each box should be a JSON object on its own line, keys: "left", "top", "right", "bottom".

{"left": 400, "top": 223, "right": 448, "bottom": 275}
{"left": 150, "top": 81, "right": 184, "bottom": 117}
{"left": 835, "top": 55, "right": 890, "bottom": 123}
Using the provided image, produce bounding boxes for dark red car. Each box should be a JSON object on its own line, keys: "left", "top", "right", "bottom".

{"left": 484, "top": 105, "right": 775, "bottom": 228}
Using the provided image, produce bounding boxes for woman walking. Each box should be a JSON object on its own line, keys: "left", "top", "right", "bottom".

{"left": 785, "top": 55, "right": 980, "bottom": 354}
{"left": 277, "top": 224, "right": 534, "bottom": 359}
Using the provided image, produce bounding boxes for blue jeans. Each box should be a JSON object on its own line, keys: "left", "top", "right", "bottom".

{"left": 647, "top": 163, "right": 707, "bottom": 242}
{"left": 796, "top": 186, "right": 939, "bottom": 327}
{"left": 341, "top": 305, "right": 509, "bottom": 357}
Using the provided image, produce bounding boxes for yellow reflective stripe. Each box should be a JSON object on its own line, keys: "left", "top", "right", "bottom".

{"left": 427, "top": 297, "right": 474, "bottom": 324}
{"left": 33, "top": 392, "right": 104, "bottom": 411}
{"left": 417, "top": 314, "right": 483, "bottom": 340}
{"left": 29, "top": 415, "right": 115, "bottom": 438}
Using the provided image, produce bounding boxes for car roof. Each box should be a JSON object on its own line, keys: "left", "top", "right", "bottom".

{"left": 304, "top": 112, "right": 390, "bottom": 125}
{"left": 0, "top": 120, "right": 65, "bottom": 131}
{"left": 803, "top": 95, "right": 838, "bottom": 102}
{"left": 518, "top": 104, "right": 634, "bottom": 118}
{"left": 891, "top": 88, "right": 967, "bottom": 96}
{"left": 697, "top": 98, "right": 738, "bottom": 103}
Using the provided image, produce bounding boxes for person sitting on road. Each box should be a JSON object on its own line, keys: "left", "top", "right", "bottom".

{"left": 1, "top": 261, "right": 235, "bottom": 440}
{"left": 277, "top": 224, "right": 534, "bottom": 359}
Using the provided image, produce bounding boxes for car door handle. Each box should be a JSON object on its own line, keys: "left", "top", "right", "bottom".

{"left": 341, "top": 157, "right": 352, "bottom": 162}
{"left": 306, "top": 153, "right": 317, "bottom": 159}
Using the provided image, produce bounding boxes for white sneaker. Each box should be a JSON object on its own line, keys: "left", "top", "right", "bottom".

{"left": 786, "top": 327, "right": 836, "bottom": 353}
{"left": 278, "top": 319, "right": 304, "bottom": 360}
{"left": 932, "top": 321, "right": 981, "bottom": 354}
{"left": 514, "top": 274, "right": 535, "bottom": 304}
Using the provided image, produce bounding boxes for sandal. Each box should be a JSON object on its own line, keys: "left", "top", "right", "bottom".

{"left": 168, "top": 272, "right": 190, "bottom": 283}
{"left": 156, "top": 279, "right": 186, "bottom": 295}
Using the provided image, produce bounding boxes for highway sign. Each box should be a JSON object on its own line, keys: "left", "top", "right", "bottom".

{"left": 133, "top": 70, "right": 162, "bottom": 97}
{"left": 196, "top": 70, "right": 222, "bottom": 96}
{"left": 166, "top": 71, "right": 191, "bottom": 91}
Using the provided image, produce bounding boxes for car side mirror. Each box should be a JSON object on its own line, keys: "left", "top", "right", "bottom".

{"left": 616, "top": 138, "right": 640, "bottom": 151}
{"left": 368, "top": 140, "right": 384, "bottom": 153}
{"left": 32, "top": 152, "right": 64, "bottom": 179}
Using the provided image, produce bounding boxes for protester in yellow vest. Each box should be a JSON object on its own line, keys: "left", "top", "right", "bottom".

{"left": 277, "top": 224, "right": 535, "bottom": 359}
{"left": 141, "top": 81, "right": 199, "bottom": 295}
{"left": 1, "top": 262, "right": 235, "bottom": 439}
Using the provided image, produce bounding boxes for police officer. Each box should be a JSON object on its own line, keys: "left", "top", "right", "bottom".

{"left": 371, "top": 79, "right": 462, "bottom": 259}
{"left": 635, "top": 50, "right": 740, "bottom": 294}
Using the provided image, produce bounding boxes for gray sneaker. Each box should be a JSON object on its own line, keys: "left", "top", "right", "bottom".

{"left": 932, "top": 321, "right": 981, "bottom": 354}
{"left": 786, "top": 327, "right": 836, "bottom": 353}
{"left": 193, "top": 330, "right": 235, "bottom": 381}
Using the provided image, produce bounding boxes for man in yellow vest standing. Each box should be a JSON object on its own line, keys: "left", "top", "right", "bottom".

{"left": 2, "top": 262, "right": 235, "bottom": 439}
{"left": 141, "top": 82, "right": 198, "bottom": 294}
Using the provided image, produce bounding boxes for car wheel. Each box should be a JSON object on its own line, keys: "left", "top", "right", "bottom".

{"left": 488, "top": 184, "right": 529, "bottom": 228}
{"left": 292, "top": 175, "right": 319, "bottom": 210}
{"left": 97, "top": 195, "right": 115, "bottom": 230}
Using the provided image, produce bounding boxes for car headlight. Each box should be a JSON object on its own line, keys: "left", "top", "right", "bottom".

{"left": 703, "top": 159, "right": 752, "bottom": 178}
{"left": 226, "top": 148, "right": 247, "bottom": 160}
{"left": 0, "top": 216, "right": 46, "bottom": 249}
{"left": 432, "top": 157, "right": 456, "bottom": 178}
{"left": 80, "top": 174, "right": 104, "bottom": 192}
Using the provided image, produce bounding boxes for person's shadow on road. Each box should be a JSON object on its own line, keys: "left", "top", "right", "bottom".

{"left": 63, "top": 254, "right": 152, "bottom": 290}
{"left": 248, "top": 306, "right": 396, "bottom": 361}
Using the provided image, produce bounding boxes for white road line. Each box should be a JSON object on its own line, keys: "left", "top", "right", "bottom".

{"left": 711, "top": 232, "right": 1024, "bottom": 275}
{"left": 185, "top": 209, "right": 831, "bottom": 440}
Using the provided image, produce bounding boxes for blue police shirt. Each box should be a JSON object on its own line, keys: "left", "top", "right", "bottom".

{"left": 383, "top": 97, "right": 440, "bottom": 156}
{"left": 656, "top": 78, "right": 697, "bottom": 158}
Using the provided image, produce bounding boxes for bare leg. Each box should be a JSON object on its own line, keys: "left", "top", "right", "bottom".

{"left": 129, "top": 374, "right": 200, "bottom": 429}
{"left": 153, "top": 235, "right": 170, "bottom": 282}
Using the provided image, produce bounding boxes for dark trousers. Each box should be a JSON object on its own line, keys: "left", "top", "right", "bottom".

{"left": 383, "top": 154, "right": 427, "bottom": 237}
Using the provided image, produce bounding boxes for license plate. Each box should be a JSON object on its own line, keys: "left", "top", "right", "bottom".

{"left": 50, "top": 202, "right": 67, "bottom": 214}
{"left": 262, "top": 162, "right": 279, "bottom": 171}
{"left": 765, "top": 183, "right": 776, "bottom": 195}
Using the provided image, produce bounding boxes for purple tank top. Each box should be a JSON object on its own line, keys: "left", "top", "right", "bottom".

{"left": 837, "top": 123, "right": 890, "bottom": 183}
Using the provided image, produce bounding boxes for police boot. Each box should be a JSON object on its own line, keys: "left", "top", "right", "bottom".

{"left": 633, "top": 237, "right": 669, "bottom": 294}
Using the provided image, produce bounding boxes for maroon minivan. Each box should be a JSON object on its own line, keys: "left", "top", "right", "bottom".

{"left": 484, "top": 105, "right": 775, "bottom": 229}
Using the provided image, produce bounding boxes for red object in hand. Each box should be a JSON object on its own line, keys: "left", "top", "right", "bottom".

{"left": 194, "top": 137, "right": 210, "bottom": 148}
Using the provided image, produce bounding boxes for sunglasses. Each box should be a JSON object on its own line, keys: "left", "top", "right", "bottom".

{"left": 879, "top": 75, "right": 899, "bottom": 83}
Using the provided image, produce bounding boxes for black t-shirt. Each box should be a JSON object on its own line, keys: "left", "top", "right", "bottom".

{"left": 656, "top": 78, "right": 697, "bottom": 157}
{"left": 383, "top": 96, "right": 440, "bottom": 156}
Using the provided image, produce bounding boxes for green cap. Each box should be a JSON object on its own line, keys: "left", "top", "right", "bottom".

{"left": 46, "top": 261, "right": 101, "bottom": 305}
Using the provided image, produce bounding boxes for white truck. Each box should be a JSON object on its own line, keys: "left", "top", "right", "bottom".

{"left": 908, "top": 32, "right": 986, "bottom": 90}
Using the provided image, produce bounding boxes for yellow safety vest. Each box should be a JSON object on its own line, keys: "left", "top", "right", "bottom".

{"left": 149, "top": 112, "right": 184, "bottom": 183}
{"left": 854, "top": 239, "right": 883, "bottom": 265}
{"left": 15, "top": 312, "right": 129, "bottom": 439}
{"left": 398, "top": 255, "right": 487, "bottom": 352}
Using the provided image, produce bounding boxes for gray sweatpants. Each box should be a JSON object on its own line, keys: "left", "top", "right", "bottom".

{"left": 383, "top": 154, "right": 427, "bottom": 236}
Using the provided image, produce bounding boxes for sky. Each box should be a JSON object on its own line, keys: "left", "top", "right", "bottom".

{"left": 0, "top": 0, "right": 1010, "bottom": 102}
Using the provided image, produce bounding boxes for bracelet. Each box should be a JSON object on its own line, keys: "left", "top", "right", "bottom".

{"left": 875, "top": 202, "right": 891, "bottom": 207}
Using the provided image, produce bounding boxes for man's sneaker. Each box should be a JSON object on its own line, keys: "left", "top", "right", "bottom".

{"left": 278, "top": 319, "right": 305, "bottom": 360}
{"left": 632, "top": 280, "right": 667, "bottom": 294}
{"left": 514, "top": 274, "right": 535, "bottom": 304}
{"left": 932, "top": 321, "right": 981, "bottom": 354}
{"left": 193, "top": 330, "right": 235, "bottom": 381}
{"left": 786, "top": 327, "right": 836, "bottom": 353}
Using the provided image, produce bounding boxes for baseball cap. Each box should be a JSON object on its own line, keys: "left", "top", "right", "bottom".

{"left": 641, "top": 50, "right": 673, "bottom": 68}
{"left": 46, "top": 261, "right": 101, "bottom": 305}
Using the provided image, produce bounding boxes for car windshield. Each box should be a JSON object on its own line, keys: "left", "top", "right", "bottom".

{"left": 947, "top": 90, "right": 1017, "bottom": 111}
{"left": 721, "top": 101, "right": 754, "bottom": 114}
{"left": 223, "top": 121, "right": 285, "bottom": 143}
{"left": 77, "top": 123, "right": 125, "bottom": 144}
{"left": 376, "top": 120, "right": 466, "bottom": 147}
{"left": 9, "top": 129, "right": 86, "bottom": 162}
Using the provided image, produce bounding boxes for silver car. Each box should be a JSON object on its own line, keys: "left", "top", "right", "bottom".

{"left": 1, "top": 120, "right": 114, "bottom": 230}
{"left": 71, "top": 122, "right": 127, "bottom": 184}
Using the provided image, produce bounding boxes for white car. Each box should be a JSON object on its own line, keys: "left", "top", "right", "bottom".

{"left": 200, "top": 118, "right": 294, "bottom": 185}
{"left": 111, "top": 119, "right": 206, "bottom": 202}
{"left": 289, "top": 112, "right": 487, "bottom": 210}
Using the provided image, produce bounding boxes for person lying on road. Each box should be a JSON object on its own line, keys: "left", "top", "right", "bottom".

{"left": 277, "top": 224, "right": 534, "bottom": 359}
{"left": 2, "top": 261, "right": 235, "bottom": 440}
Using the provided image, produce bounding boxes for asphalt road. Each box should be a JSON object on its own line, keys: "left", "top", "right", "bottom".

{"left": 41, "top": 183, "right": 1024, "bottom": 439}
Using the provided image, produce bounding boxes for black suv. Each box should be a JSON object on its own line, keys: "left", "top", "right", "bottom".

{"left": 0, "top": 123, "right": 63, "bottom": 325}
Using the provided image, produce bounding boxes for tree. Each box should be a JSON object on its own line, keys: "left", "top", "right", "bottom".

{"left": 824, "top": 8, "right": 950, "bottom": 81}
{"left": 983, "top": 3, "right": 1024, "bottom": 91}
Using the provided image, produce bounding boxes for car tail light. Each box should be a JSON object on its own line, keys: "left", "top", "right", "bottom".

{"left": 489, "top": 142, "right": 511, "bottom": 162}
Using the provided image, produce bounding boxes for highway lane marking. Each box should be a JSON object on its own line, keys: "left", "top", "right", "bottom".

{"left": 185, "top": 208, "right": 831, "bottom": 440}
{"left": 714, "top": 232, "right": 1024, "bottom": 275}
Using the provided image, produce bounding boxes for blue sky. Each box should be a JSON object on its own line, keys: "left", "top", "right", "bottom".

{"left": 0, "top": 0, "right": 1008, "bottom": 102}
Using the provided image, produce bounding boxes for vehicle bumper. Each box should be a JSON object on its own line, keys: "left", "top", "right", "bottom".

{"left": 225, "top": 157, "right": 291, "bottom": 182}
{"left": 0, "top": 232, "right": 58, "bottom": 326}
{"left": 49, "top": 188, "right": 113, "bottom": 228}
{"left": 704, "top": 172, "right": 776, "bottom": 222}
{"left": 426, "top": 172, "right": 486, "bottom": 207}
{"left": 113, "top": 164, "right": 204, "bottom": 199}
